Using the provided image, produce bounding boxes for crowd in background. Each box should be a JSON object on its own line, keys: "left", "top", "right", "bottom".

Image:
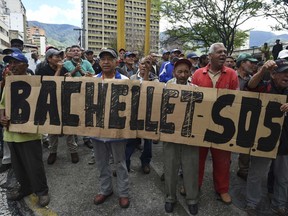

{"left": 0, "top": 38, "right": 287, "bottom": 216}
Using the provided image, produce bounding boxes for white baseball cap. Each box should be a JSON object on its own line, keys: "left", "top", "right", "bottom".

{"left": 278, "top": 50, "right": 288, "bottom": 59}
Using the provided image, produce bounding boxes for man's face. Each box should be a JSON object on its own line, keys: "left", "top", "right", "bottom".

{"left": 124, "top": 55, "right": 135, "bottom": 65}
{"left": 271, "top": 71, "right": 288, "bottom": 89}
{"left": 150, "top": 53, "right": 158, "bottom": 64}
{"left": 99, "top": 53, "right": 117, "bottom": 73}
{"left": 224, "top": 58, "right": 235, "bottom": 68}
{"left": 162, "top": 53, "right": 170, "bottom": 61}
{"left": 85, "top": 53, "right": 94, "bottom": 61}
{"left": 8, "top": 59, "right": 27, "bottom": 75}
{"left": 48, "top": 54, "right": 64, "bottom": 66}
{"left": 188, "top": 58, "right": 199, "bottom": 67}
{"left": 71, "top": 47, "right": 81, "bottom": 60}
{"left": 119, "top": 50, "right": 125, "bottom": 60}
{"left": 241, "top": 60, "right": 255, "bottom": 75}
{"left": 173, "top": 63, "right": 190, "bottom": 85}
{"left": 139, "top": 58, "right": 152, "bottom": 74}
{"left": 210, "top": 45, "right": 227, "bottom": 68}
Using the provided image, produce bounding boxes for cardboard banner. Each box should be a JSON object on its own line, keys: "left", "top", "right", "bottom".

{"left": 5, "top": 76, "right": 287, "bottom": 158}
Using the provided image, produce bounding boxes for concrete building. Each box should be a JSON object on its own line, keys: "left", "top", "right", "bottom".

{"left": 82, "top": 0, "right": 159, "bottom": 54}
{"left": 4, "top": 0, "right": 27, "bottom": 41}
{"left": 27, "top": 26, "right": 47, "bottom": 55}
{"left": 0, "top": 0, "right": 10, "bottom": 50}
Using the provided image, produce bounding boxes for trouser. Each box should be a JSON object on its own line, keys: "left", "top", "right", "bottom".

{"left": 199, "top": 147, "right": 231, "bottom": 194}
{"left": 125, "top": 138, "right": 152, "bottom": 170}
{"left": 272, "top": 155, "right": 288, "bottom": 208}
{"left": 238, "top": 153, "right": 250, "bottom": 175}
{"left": 93, "top": 140, "right": 129, "bottom": 197}
{"left": 164, "top": 142, "right": 199, "bottom": 205}
{"left": 48, "top": 134, "right": 77, "bottom": 153}
{"left": 2, "top": 141, "right": 11, "bottom": 164}
{"left": 246, "top": 156, "right": 271, "bottom": 207}
{"left": 8, "top": 140, "right": 49, "bottom": 196}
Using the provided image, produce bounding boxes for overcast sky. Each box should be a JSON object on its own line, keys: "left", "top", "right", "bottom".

{"left": 21, "top": 0, "right": 280, "bottom": 33}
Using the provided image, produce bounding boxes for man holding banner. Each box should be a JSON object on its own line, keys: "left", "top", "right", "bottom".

{"left": 0, "top": 52, "right": 50, "bottom": 207}
{"left": 91, "top": 48, "right": 130, "bottom": 208}
{"left": 192, "top": 43, "right": 239, "bottom": 204}
{"left": 245, "top": 59, "right": 288, "bottom": 216}
{"left": 163, "top": 58, "right": 199, "bottom": 215}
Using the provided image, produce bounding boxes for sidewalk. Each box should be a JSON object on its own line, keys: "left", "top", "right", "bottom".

{"left": 1, "top": 137, "right": 275, "bottom": 216}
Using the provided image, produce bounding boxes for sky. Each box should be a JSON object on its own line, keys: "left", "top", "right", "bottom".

{"left": 21, "top": 0, "right": 282, "bottom": 33}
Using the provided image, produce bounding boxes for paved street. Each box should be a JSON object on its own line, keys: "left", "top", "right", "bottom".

{"left": 0, "top": 137, "right": 276, "bottom": 216}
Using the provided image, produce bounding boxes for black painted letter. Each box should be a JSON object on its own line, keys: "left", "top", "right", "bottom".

{"left": 62, "top": 81, "right": 81, "bottom": 126}
{"left": 85, "top": 82, "right": 108, "bottom": 128}
{"left": 204, "top": 94, "right": 236, "bottom": 143}
{"left": 10, "top": 81, "right": 31, "bottom": 124}
{"left": 109, "top": 83, "right": 128, "bottom": 129}
{"left": 34, "top": 81, "right": 60, "bottom": 125}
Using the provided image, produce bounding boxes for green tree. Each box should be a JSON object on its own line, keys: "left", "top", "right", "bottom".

{"left": 160, "top": 0, "right": 264, "bottom": 54}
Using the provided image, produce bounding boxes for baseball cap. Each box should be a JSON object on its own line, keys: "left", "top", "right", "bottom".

{"left": 275, "top": 59, "right": 288, "bottom": 73}
{"left": 171, "top": 48, "right": 181, "bottom": 54}
{"left": 45, "top": 45, "right": 58, "bottom": 52}
{"left": 162, "top": 50, "right": 170, "bottom": 55}
{"left": 174, "top": 58, "right": 192, "bottom": 70}
{"left": 236, "top": 53, "right": 258, "bottom": 64}
{"left": 124, "top": 51, "right": 136, "bottom": 58}
{"left": 99, "top": 48, "right": 118, "bottom": 59}
{"left": 278, "top": 50, "right": 288, "bottom": 59}
{"left": 187, "top": 53, "right": 199, "bottom": 59}
{"left": 3, "top": 52, "right": 28, "bottom": 64}
{"left": 10, "top": 38, "right": 24, "bottom": 46}
{"left": 2, "top": 47, "right": 22, "bottom": 54}
{"left": 45, "top": 49, "right": 64, "bottom": 59}
{"left": 85, "top": 49, "right": 94, "bottom": 55}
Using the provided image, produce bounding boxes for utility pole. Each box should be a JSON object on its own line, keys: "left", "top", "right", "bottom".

{"left": 117, "top": 0, "right": 125, "bottom": 51}
{"left": 73, "top": 28, "right": 84, "bottom": 48}
{"left": 144, "top": 0, "right": 151, "bottom": 56}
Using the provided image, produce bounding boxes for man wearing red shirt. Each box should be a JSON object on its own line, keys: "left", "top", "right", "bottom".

{"left": 192, "top": 43, "right": 239, "bottom": 204}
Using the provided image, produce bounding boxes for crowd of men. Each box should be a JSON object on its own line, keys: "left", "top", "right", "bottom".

{"left": 0, "top": 38, "right": 288, "bottom": 216}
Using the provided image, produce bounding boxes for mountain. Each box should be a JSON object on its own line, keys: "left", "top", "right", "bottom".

{"left": 249, "top": 30, "right": 288, "bottom": 47}
{"left": 27, "top": 21, "right": 80, "bottom": 49}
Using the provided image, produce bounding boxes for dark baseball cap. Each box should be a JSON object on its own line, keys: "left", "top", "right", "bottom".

{"left": 3, "top": 52, "right": 28, "bottom": 64}
{"left": 162, "top": 50, "right": 170, "bottom": 55}
{"left": 187, "top": 53, "right": 199, "bottom": 59}
{"left": 2, "top": 47, "right": 22, "bottom": 54}
{"left": 236, "top": 53, "right": 258, "bottom": 64}
{"left": 85, "top": 49, "right": 94, "bottom": 55}
{"left": 275, "top": 59, "right": 288, "bottom": 73}
{"left": 45, "top": 49, "right": 64, "bottom": 59}
{"left": 10, "top": 38, "right": 24, "bottom": 46}
{"left": 171, "top": 48, "right": 181, "bottom": 54}
{"left": 99, "top": 48, "right": 118, "bottom": 59}
{"left": 174, "top": 58, "right": 192, "bottom": 70}
{"left": 124, "top": 51, "right": 136, "bottom": 58}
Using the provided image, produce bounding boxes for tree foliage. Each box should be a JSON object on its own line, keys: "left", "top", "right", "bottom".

{"left": 264, "top": 0, "right": 288, "bottom": 30}
{"left": 160, "top": 0, "right": 264, "bottom": 54}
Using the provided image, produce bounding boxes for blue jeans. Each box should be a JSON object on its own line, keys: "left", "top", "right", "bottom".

{"left": 125, "top": 139, "right": 152, "bottom": 171}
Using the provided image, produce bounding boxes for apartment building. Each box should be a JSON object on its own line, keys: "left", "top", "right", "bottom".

{"left": 82, "top": 0, "right": 159, "bottom": 54}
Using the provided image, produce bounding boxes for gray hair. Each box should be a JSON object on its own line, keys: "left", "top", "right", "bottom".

{"left": 208, "top": 43, "right": 225, "bottom": 54}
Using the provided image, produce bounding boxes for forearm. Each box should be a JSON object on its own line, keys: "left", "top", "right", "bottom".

{"left": 248, "top": 68, "right": 265, "bottom": 89}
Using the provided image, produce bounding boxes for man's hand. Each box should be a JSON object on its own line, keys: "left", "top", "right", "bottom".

{"left": 85, "top": 72, "right": 93, "bottom": 77}
{"left": 261, "top": 60, "right": 277, "bottom": 73}
{"left": 0, "top": 116, "right": 10, "bottom": 127}
{"left": 280, "top": 103, "right": 288, "bottom": 112}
